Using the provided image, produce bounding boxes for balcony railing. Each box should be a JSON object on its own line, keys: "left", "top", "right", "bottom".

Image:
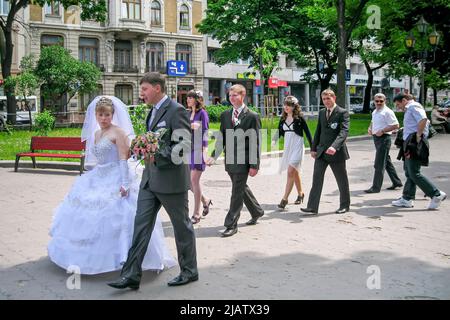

{"left": 113, "top": 65, "right": 139, "bottom": 73}
{"left": 145, "top": 66, "right": 167, "bottom": 73}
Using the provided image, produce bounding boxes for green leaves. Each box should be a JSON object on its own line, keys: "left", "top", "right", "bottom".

{"left": 34, "top": 46, "right": 101, "bottom": 105}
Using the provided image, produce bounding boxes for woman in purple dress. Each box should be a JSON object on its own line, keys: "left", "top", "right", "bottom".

{"left": 186, "top": 90, "right": 212, "bottom": 224}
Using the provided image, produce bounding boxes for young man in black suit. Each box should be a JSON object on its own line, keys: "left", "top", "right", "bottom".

{"left": 301, "top": 88, "right": 351, "bottom": 214}
{"left": 207, "top": 84, "right": 264, "bottom": 237}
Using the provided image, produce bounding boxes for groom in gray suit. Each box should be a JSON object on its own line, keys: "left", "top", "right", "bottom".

{"left": 108, "top": 72, "right": 198, "bottom": 289}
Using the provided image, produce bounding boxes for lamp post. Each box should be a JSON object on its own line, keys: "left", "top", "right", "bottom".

{"left": 405, "top": 16, "right": 440, "bottom": 105}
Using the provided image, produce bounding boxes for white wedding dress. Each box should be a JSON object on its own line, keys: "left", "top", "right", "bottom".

{"left": 48, "top": 137, "right": 177, "bottom": 274}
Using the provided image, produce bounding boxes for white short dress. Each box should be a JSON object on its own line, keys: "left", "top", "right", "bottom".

{"left": 279, "top": 122, "right": 305, "bottom": 173}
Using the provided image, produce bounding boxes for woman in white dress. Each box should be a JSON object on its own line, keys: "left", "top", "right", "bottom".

{"left": 272, "top": 96, "right": 312, "bottom": 210}
{"left": 47, "top": 96, "right": 176, "bottom": 275}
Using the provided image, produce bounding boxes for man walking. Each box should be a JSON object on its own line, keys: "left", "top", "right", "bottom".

{"left": 301, "top": 89, "right": 351, "bottom": 214}
{"left": 206, "top": 84, "right": 264, "bottom": 237}
{"left": 365, "top": 93, "right": 402, "bottom": 193}
{"left": 108, "top": 72, "right": 198, "bottom": 289}
{"left": 391, "top": 93, "right": 446, "bottom": 210}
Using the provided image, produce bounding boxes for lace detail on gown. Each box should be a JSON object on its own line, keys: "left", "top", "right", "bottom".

{"left": 47, "top": 137, "right": 177, "bottom": 274}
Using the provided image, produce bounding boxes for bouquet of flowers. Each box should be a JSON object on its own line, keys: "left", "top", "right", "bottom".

{"left": 130, "top": 128, "right": 168, "bottom": 164}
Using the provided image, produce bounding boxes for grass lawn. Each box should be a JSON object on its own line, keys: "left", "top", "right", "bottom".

{"left": 0, "top": 116, "right": 371, "bottom": 161}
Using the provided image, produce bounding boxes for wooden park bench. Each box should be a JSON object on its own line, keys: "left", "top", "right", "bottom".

{"left": 15, "top": 136, "right": 86, "bottom": 174}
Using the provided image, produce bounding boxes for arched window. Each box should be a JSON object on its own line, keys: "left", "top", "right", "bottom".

{"left": 41, "top": 34, "right": 64, "bottom": 47}
{"left": 179, "top": 4, "right": 189, "bottom": 28}
{"left": 151, "top": 1, "right": 161, "bottom": 26}
{"left": 115, "top": 84, "right": 134, "bottom": 105}
{"left": 146, "top": 42, "right": 164, "bottom": 72}
{"left": 176, "top": 44, "right": 192, "bottom": 73}
{"left": 79, "top": 37, "right": 99, "bottom": 65}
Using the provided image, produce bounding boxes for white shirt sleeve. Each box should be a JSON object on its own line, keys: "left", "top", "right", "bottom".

{"left": 385, "top": 109, "right": 399, "bottom": 126}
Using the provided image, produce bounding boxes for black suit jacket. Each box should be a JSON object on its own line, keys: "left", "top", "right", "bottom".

{"left": 311, "top": 105, "right": 350, "bottom": 162}
{"left": 141, "top": 98, "right": 191, "bottom": 193}
{"left": 212, "top": 106, "right": 262, "bottom": 173}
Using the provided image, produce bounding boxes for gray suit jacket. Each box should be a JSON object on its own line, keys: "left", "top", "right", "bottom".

{"left": 140, "top": 98, "right": 191, "bottom": 194}
{"left": 311, "top": 105, "right": 350, "bottom": 163}
{"left": 212, "top": 106, "right": 261, "bottom": 173}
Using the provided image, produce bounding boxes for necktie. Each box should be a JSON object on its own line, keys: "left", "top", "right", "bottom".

{"left": 326, "top": 109, "right": 331, "bottom": 120}
{"left": 149, "top": 107, "right": 157, "bottom": 128}
{"left": 232, "top": 109, "right": 239, "bottom": 126}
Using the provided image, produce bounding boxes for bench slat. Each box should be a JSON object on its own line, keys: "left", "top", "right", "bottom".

{"left": 17, "top": 153, "right": 83, "bottom": 158}
{"left": 31, "top": 137, "right": 85, "bottom": 151}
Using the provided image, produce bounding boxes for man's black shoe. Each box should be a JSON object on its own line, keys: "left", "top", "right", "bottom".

{"left": 335, "top": 207, "right": 350, "bottom": 214}
{"left": 364, "top": 188, "right": 380, "bottom": 193}
{"left": 167, "top": 274, "right": 199, "bottom": 286}
{"left": 300, "top": 207, "right": 318, "bottom": 214}
{"left": 221, "top": 227, "right": 238, "bottom": 237}
{"left": 386, "top": 184, "right": 403, "bottom": 190}
{"left": 107, "top": 277, "right": 140, "bottom": 290}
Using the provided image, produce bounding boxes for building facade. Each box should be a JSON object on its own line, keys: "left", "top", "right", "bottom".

{"left": 25, "top": 0, "right": 204, "bottom": 121}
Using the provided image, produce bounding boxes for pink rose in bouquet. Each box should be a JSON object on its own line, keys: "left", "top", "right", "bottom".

{"left": 130, "top": 128, "right": 168, "bottom": 164}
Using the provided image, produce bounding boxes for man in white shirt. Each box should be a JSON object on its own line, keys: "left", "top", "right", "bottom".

{"left": 365, "top": 93, "right": 402, "bottom": 193}
{"left": 391, "top": 93, "right": 446, "bottom": 210}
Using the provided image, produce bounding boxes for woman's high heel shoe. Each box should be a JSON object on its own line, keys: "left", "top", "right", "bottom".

{"left": 278, "top": 199, "right": 288, "bottom": 209}
{"left": 191, "top": 215, "right": 201, "bottom": 225}
{"left": 294, "top": 193, "right": 305, "bottom": 204}
{"left": 202, "top": 200, "right": 213, "bottom": 216}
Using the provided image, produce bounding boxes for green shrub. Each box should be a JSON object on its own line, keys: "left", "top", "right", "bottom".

{"left": 205, "top": 104, "right": 231, "bottom": 122}
{"left": 129, "top": 103, "right": 150, "bottom": 135}
{"left": 34, "top": 110, "right": 55, "bottom": 136}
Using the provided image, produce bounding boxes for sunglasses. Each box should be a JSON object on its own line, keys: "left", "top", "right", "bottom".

{"left": 374, "top": 100, "right": 384, "bottom": 103}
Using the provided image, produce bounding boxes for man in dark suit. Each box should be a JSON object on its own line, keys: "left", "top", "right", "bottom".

{"left": 206, "top": 84, "right": 264, "bottom": 237}
{"left": 301, "top": 88, "right": 351, "bottom": 214}
{"left": 108, "top": 72, "right": 198, "bottom": 289}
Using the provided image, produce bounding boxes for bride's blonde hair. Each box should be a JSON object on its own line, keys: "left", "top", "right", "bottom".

{"left": 95, "top": 97, "right": 114, "bottom": 114}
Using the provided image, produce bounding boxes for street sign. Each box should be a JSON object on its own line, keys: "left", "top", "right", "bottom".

{"left": 167, "top": 60, "right": 187, "bottom": 76}
{"left": 345, "top": 69, "right": 351, "bottom": 81}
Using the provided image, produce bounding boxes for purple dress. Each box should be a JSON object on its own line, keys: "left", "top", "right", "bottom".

{"left": 190, "top": 109, "right": 209, "bottom": 171}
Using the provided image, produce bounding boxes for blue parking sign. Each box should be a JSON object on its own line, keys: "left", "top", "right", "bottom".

{"left": 345, "top": 69, "right": 351, "bottom": 81}
{"left": 167, "top": 60, "right": 187, "bottom": 76}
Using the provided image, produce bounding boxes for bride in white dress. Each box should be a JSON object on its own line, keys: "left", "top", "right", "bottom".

{"left": 47, "top": 96, "right": 176, "bottom": 275}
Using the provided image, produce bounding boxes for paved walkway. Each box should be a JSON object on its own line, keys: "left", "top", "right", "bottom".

{"left": 1, "top": 135, "right": 449, "bottom": 300}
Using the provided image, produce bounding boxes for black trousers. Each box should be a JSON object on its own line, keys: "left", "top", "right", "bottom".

{"left": 370, "top": 135, "right": 402, "bottom": 191}
{"left": 225, "top": 172, "right": 264, "bottom": 229}
{"left": 306, "top": 158, "right": 350, "bottom": 212}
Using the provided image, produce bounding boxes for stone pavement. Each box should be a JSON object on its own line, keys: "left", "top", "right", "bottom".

{"left": 0, "top": 135, "right": 449, "bottom": 300}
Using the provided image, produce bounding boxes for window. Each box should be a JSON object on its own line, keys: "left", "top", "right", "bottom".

{"left": 115, "top": 84, "right": 134, "bottom": 105}
{"left": 151, "top": 1, "right": 161, "bottom": 26}
{"left": 44, "top": 1, "right": 60, "bottom": 16}
{"left": 79, "top": 85, "right": 103, "bottom": 111}
{"left": 146, "top": 42, "right": 164, "bottom": 72}
{"left": 286, "top": 58, "right": 297, "bottom": 68}
{"left": 122, "top": 0, "right": 141, "bottom": 20}
{"left": 41, "top": 34, "right": 64, "bottom": 47}
{"left": 114, "top": 40, "right": 132, "bottom": 68}
{"left": 1, "top": 0, "right": 10, "bottom": 15}
{"left": 207, "top": 48, "right": 218, "bottom": 63}
{"left": 179, "top": 4, "right": 189, "bottom": 28}
{"left": 79, "top": 37, "right": 99, "bottom": 65}
{"left": 176, "top": 44, "right": 192, "bottom": 73}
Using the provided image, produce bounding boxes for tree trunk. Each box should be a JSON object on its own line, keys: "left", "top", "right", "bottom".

{"left": 433, "top": 88, "right": 438, "bottom": 106}
{"left": 363, "top": 61, "right": 374, "bottom": 114}
{"left": 336, "top": 0, "right": 347, "bottom": 108}
{"left": 1, "top": 26, "right": 17, "bottom": 125}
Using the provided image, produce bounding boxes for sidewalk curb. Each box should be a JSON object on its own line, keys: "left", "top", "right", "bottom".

{"left": 0, "top": 135, "right": 374, "bottom": 170}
